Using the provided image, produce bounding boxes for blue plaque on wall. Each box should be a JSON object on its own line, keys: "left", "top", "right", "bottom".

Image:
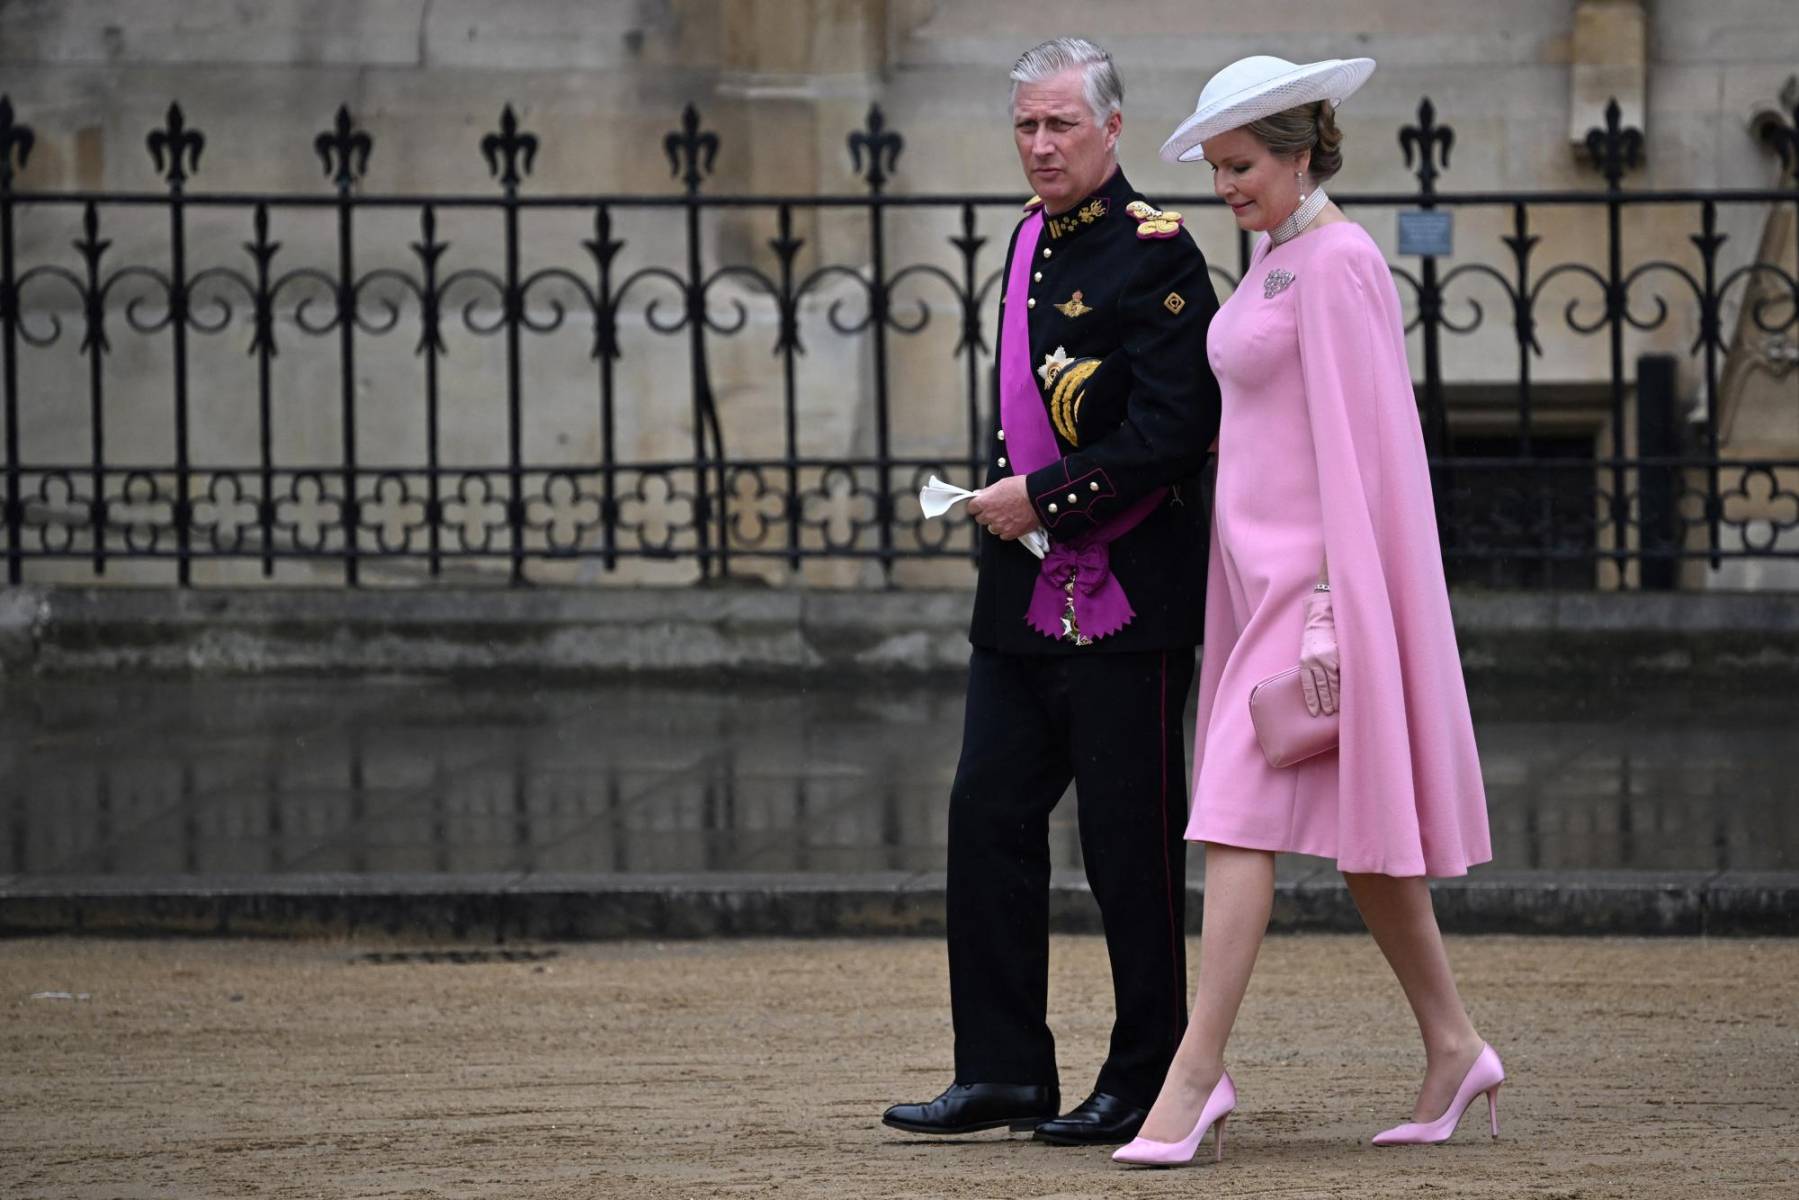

{"left": 1398, "top": 210, "right": 1454, "bottom": 256}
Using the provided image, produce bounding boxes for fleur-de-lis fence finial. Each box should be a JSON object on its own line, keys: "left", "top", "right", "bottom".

{"left": 147, "top": 102, "right": 205, "bottom": 187}
{"left": 75, "top": 201, "right": 114, "bottom": 356}
{"left": 664, "top": 104, "right": 718, "bottom": 195}
{"left": 480, "top": 104, "right": 538, "bottom": 190}
{"left": 1398, "top": 97, "right": 1454, "bottom": 196}
{"left": 314, "top": 105, "right": 373, "bottom": 190}
{"left": 0, "top": 95, "right": 35, "bottom": 190}
{"left": 950, "top": 204, "right": 989, "bottom": 356}
{"left": 409, "top": 205, "right": 448, "bottom": 358}
{"left": 1584, "top": 98, "right": 1644, "bottom": 189}
{"left": 848, "top": 104, "right": 903, "bottom": 194}
{"left": 584, "top": 207, "right": 626, "bottom": 361}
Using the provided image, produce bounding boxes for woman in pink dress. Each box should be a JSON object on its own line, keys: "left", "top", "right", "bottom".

{"left": 1112, "top": 56, "right": 1502, "bottom": 1167}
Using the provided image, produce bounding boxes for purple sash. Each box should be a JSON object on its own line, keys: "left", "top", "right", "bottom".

{"left": 1000, "top": 211, "right": 1165, "bottom": 641}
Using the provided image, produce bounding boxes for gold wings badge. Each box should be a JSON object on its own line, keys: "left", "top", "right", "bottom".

{"left": 1054, "top": 290, "right": 1093, "bottom": 318}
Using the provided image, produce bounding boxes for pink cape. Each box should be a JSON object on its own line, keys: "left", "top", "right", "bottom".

{"left": 1188, "top": 223, "right": 1489, "bottom": 878}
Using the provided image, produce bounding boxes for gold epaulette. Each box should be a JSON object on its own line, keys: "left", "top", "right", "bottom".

{"left": 1125, "top": 199, "right": 1184, "bottom": 240}
{"left": 1049, "top": 358, "right": 1100, "bottom": 446}
{"left": 1022, "top": 194, "right": 1044, "bottom": 212}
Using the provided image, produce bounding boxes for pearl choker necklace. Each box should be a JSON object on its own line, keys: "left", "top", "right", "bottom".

{"left": 1270, "top": 187, "right": 1329, "bottom": 245}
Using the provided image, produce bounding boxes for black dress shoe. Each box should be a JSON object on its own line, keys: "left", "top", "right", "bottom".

{"left": 1032, "top": 1090, "right": 1150, "bottom": 1145}
{"left": 882, "top": 1082, "right": 1060, "bottom": 1135}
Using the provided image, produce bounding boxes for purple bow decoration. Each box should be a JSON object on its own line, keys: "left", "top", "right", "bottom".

{"left": 1025, "top": 540, "right": 1137, "bottom": 640}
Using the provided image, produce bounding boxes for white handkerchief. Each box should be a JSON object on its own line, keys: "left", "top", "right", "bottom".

{"left": 918, "top": 475, "right": 975, "bottom": 519}
{"left": 919, "top": 475, "right": 1049, "bottom": 559}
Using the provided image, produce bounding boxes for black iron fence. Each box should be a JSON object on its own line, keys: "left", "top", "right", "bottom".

{"left": 1, "top": 94, "right": 1796, "bottom": 590}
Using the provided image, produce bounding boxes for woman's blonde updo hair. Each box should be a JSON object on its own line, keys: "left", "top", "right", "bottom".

{"left": 1243, "top": 100, "right": 1345, "bottom": 182}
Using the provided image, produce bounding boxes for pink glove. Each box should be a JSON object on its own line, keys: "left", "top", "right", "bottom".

{"left": 1299, "top": 592, "right": 1340, "bottom": 717}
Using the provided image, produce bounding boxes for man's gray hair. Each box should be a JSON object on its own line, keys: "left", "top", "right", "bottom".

{"left": 1010, "top": 37, "right": 1123, "bottom": 122}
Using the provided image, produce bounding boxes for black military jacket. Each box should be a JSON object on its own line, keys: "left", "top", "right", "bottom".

{"left": 968, "top": 167, "right": 1222, "bottom": 655}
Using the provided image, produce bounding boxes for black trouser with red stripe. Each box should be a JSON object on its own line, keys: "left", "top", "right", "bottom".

{"left": 947, "top": 645, "right": 1196, "bottom": 1110}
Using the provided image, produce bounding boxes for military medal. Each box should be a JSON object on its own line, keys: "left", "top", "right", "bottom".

{"left": 1054, "top": 291, "right": 1093, "bottom": 318}
{"left": 1060, "top": 578, "right": 1093, "bottom": 646}
{"left": 1037, "top": 345, "right": 1072, "bottom": 387}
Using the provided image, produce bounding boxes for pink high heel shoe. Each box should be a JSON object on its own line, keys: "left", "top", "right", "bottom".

{"left": 1111, "top": 1072, "right": 1236, "bottom": 1167}
{"left": 1371, "top": 1044, "right": 1505, "bottom": 1146}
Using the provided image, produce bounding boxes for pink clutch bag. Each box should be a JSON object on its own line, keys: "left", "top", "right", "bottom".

{"left": 1248, "top": 666, "right": 1339, "bottom": 768}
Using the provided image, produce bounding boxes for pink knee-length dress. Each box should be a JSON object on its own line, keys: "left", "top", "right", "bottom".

{"left": 1185, "top": 221, "right": 1490, "bottom": 878}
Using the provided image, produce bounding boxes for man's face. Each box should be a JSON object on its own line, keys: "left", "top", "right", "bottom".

{"left": 1012, "top": 67, "right": 1121, "bottom": 212}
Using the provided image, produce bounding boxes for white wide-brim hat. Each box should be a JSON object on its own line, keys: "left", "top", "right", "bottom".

{"left": 1159, "top": 55, "right": 1376, "bottom": 163}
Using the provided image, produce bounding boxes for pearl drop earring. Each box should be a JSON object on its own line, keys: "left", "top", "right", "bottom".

{"left": 1296, "top": 171, "right": 1307, "bottom": 201}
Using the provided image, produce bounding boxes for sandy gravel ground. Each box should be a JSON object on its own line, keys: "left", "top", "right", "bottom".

{"left": 2, "top": 935, "right": 1795, "bottom": 1199}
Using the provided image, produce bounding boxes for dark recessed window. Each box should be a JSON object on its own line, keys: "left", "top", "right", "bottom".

{"left": 1440, "top": 433, "right": 1598, "bottom": 590}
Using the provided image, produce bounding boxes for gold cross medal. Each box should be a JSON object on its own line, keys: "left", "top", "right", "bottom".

{"left": 1054, "top": 290, "right": 1093, "bottom": 318}
{"left": 1037, "top": 345, "right": 1073, "bottom": 387}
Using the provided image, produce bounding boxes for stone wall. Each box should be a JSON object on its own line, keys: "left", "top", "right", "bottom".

{"left": 7, "top": 582, "right": 1799, "bottom": 681}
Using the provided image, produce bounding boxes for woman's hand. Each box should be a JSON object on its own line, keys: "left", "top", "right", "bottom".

{"left": 1299, "top": 592, "right": 1340, "bottom": 717}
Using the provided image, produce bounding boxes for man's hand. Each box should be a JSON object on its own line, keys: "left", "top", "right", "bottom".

{"left": 966, "top": 476, "right": 1042, "bottom": 542}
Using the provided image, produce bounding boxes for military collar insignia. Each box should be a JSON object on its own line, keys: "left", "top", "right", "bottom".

{"left": 1044, "top": 196, "right": 1110, "bottom": 240}
{"left": 1054, "top": 290, "right": 1093, "bottom": 318}
{"left": 1037, "top": 345, "right": 1073, "bottom": 387}
{"left": 1126, "top": 200, "right": 1184, "bottom": 240}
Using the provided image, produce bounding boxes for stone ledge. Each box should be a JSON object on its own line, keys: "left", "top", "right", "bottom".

{"left": 4, "top": 869, "right": 1792, "bottom": 939}
{"left": 6, "top": 585, "right": 1799, "bottom": 679}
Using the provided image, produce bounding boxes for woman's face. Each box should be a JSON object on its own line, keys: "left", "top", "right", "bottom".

{"left": 1201, "top": 128, "right": 1308, "bottom": 233}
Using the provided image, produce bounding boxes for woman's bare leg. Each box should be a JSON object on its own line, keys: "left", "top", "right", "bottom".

{"left": 1343, "top": 872, "right": 1485, "bottom": 1121}
{"left": 1135, "top": 843, "right": 1275, "bottom": 1142}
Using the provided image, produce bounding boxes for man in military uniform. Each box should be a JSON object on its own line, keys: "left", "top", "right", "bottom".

{"left": 882, "top": 38, "right": 1222, "bottom": 1146}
